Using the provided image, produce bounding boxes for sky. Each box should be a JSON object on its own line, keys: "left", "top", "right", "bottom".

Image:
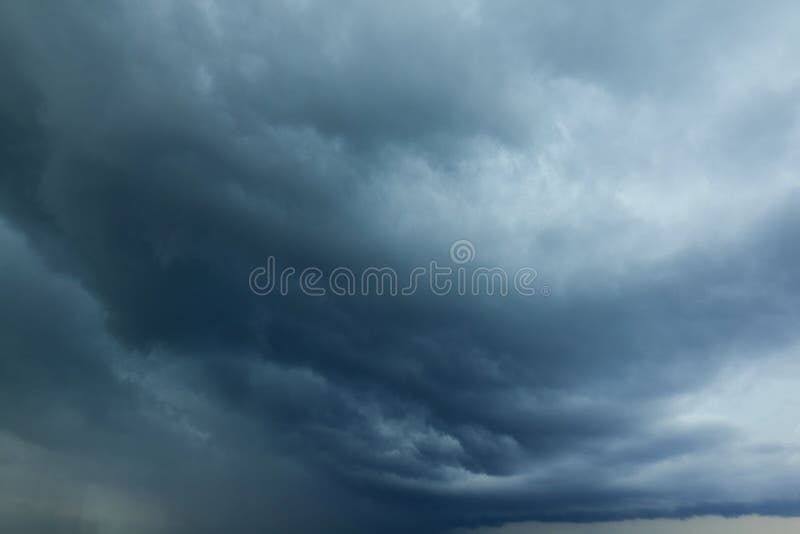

{"left": 456, "top": 516, "right": 800, "bottom": 534}
{"left": 1, "top": 1, "right": 800, "bottom": 533}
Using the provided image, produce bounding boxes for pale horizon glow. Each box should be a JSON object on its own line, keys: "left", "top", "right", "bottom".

{"left": 455, "top": 515, "right": 800, "bottom": 534}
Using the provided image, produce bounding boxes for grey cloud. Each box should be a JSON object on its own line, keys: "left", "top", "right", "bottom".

{"left": 2, "top": 1, "right": 800, "bottom": 533}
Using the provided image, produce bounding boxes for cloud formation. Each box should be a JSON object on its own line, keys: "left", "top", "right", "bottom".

{"left": 1, "top": 1, "right": 800, "bottom": 532}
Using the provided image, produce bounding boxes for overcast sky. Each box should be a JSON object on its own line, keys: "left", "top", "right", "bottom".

{"left": 457, "top": 516, "right": 800, "bottom": 534}
{"left": 1, "top": 1, "right": 800, "bottom": 533}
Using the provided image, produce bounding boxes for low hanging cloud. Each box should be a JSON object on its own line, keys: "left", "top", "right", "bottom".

{"left": 1, "top": 1, "right": 800, "bottom": 533}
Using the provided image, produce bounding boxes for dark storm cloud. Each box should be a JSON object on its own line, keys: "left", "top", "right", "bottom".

{"left": 2, "top": 1, "right": 800, "bottom": 533}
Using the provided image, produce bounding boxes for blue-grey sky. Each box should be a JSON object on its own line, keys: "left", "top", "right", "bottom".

{"left": 1, "top": 1, "right": 800, "bottom": 533}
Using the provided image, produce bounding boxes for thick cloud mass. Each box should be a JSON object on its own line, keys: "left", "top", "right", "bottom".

{"left": 2, "top": 1, "right": 800, "bottom": 533}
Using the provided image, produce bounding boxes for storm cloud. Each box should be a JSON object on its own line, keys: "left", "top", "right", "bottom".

{"left": 2, "top": 1, "right": 800, "bottom": 533}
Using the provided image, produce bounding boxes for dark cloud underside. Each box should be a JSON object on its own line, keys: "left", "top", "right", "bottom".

{"left": 2, "top": 1, "right": 800, "bottom": 533}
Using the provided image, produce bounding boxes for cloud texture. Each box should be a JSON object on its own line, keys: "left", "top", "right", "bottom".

{"left": 2, "top": 1, "right": 800, "bottom": 532}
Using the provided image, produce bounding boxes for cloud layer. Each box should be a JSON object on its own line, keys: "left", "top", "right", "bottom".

{"left": 2, "top": 1, "right": 800, "bottom": 532}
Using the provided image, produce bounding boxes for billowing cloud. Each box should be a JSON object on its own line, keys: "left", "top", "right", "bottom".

{"left": 1, "top": 1, "right": 800, "bottom": 533}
